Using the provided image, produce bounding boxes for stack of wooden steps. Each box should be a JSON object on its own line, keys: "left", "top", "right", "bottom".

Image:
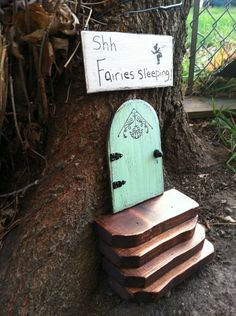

{"left": 95, "top": 189, "right": 214, "bottom": 302}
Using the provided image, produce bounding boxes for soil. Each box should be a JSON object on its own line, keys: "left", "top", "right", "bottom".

{"left": 83, "top": 119, "right": 236, "bottom": 316}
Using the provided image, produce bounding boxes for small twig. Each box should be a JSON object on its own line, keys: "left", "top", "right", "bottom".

{"left": 0, "top": 200, "right": 14, "bottom": 212}
{"left": 0, "top": 219, "right": 21, "bottom": 242}
{"left": 82, "top": 0, "right": 110, "bottom": 5}
{"left": 10, "top": 76, "right": 24, "bottom": 147}
{"left": 64, "top": 41, "right": 81, "bottom": 68}
{"left": 215, "top": 215, "right": 236, "bottom": 223}
{"left": 204, "top": 220, "right": 211, "bottom": 230}
{"left": 37, "top": 0, "right": 62, "bottom": 124}
{"left": 65, "top": 81, "right": 72, "bottom": 103}
{"left": 209, "top": 222, "right": 236, "bottom": 226}
{"left": 39, "top": 0, "right": 62, "bottom": 74}
{"left": 14, "top": 195, "right": 19, "bottom": 212}
{"left": 30, "top": 148, "right": 48, "bottom": 171}
{"left": 122, "top": 1, "right": 183, "bottom": 15}
{"left": 0, "top": 180, "right": 40, "bottom": 198}
{"left": 80, "top": 13, "right": 107, "bottom": 25}
{"left": 82, "top": 5, "right": 93, "bottom": 29}
{"left": 18, "top": 60, "right": 32, "bottom": 123}
{"left": 38, "top": 32, "right": 48, "bottom": 78}
{"left": 38, "top": 77, "right": 49, "bottom": 123}
{"left": 90, "top": 17, "right": 107, "bottom": 25}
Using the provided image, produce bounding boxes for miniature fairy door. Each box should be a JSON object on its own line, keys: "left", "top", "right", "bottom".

{"left": 108, "top": 99, "right": 164, "bottom": 213}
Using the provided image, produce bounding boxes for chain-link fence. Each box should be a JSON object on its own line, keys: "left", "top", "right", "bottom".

{"left": 186, "top": 0, "right": 236, "bottom": 95}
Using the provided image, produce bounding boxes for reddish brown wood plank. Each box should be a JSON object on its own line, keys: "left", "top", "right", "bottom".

{"left": 109, "top": 239, "right": 214, "bottom": 302}
{"left": 100, "top": 216, "right": 198, "bottom": 268}
{"left": 103, "top": 224, "right": 205, "bottom": 288}
{"left": 95, "top": 189, "right": 199, "bottom": 247}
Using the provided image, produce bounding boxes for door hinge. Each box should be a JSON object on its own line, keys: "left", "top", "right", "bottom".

{"left": 110, "top": 152, "right": 123, "bottom": 162}
{"left": 113, "top": 180, "right": 126, "bottom": 189}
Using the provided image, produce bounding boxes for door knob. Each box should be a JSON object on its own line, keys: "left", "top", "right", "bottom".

{"left": 153, "top": 149, "right": 163, "bottom": 158}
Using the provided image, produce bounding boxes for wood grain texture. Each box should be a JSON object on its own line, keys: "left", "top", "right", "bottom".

{"left": 108, "top": 239, "right": 214, "bottom": 302}
{"left": 99, "top": 216, "right": 198, "bottom": 268}
{"left": 81, "top": 32, "right": 173, "bottom": 93}
{"left": 184, "top": 96, "right": 236, "bottom": 119}
{"left": 103, "top": 224, "right": 205, "bottom": 288}
{"left": 95, "top": 189, "right": 199, "bottom": 247}
{"left": 108, "top": 100, "right": 164, "bottom": 213}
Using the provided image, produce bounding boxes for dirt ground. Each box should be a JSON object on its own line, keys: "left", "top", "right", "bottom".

{"left": 84, "top": 120, "right": 236, "bottom": 316}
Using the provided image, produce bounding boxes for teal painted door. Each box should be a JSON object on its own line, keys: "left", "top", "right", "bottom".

{"left": 108, "top": 99, "right": 164, "bottom": 213}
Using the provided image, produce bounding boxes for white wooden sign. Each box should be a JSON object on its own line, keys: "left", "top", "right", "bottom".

{"left": 81, "top": 31, "right": 173, "bottom": 93}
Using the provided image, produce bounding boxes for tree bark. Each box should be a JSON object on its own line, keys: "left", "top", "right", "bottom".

{"left": 0, "top": 1, "right": 208, "bottom": 315}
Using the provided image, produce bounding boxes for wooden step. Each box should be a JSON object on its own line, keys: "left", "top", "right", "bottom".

{"left": 95, "top": 189, "right": 199, "bottom": 248}
{"left": 184, "top": 96, "right": 236, "bottom": 119}
{"left": 109, "top": 239, "right": 214, "bottom": 302}
{"left": 99, "top": 216, "right": 198, "bottom": 268}
{"left": 103, "top": 224, "right": 205, "bottom": 288}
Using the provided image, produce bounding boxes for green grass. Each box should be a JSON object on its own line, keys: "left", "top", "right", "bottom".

{"left": 183, "top": 6, "right": 236, "bottom": 94}
{"left": 212, "top": 102, "right": 236, "bottom": 172}
{"left": 186, "top": 7, "right": 236, "bottom": 49}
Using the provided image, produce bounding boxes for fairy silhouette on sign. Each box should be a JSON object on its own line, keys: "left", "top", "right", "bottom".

{"left": 152, "top": 43, "right": 162, "bottom": 65}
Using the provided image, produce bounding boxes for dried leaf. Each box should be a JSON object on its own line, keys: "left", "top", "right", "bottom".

{"left": 13, "top": 3, "right": 51, "bottom": 34}
{"left": 57, "top": 4, "right": 79, "bottom": 35}
{"left": 21, "top": 29, "right": 45, "bottom": 43}
{"left": 208, "top": 43, "right": 236, "bottom": 72}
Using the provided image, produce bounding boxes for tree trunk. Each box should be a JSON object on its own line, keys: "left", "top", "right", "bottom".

{"left": 0, "top": 1, "right": 208, "bottom": 315}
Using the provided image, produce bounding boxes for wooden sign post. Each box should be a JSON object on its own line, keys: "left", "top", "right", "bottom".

{"left": 81, "top": 31, "right": 173, "bottom": 93}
